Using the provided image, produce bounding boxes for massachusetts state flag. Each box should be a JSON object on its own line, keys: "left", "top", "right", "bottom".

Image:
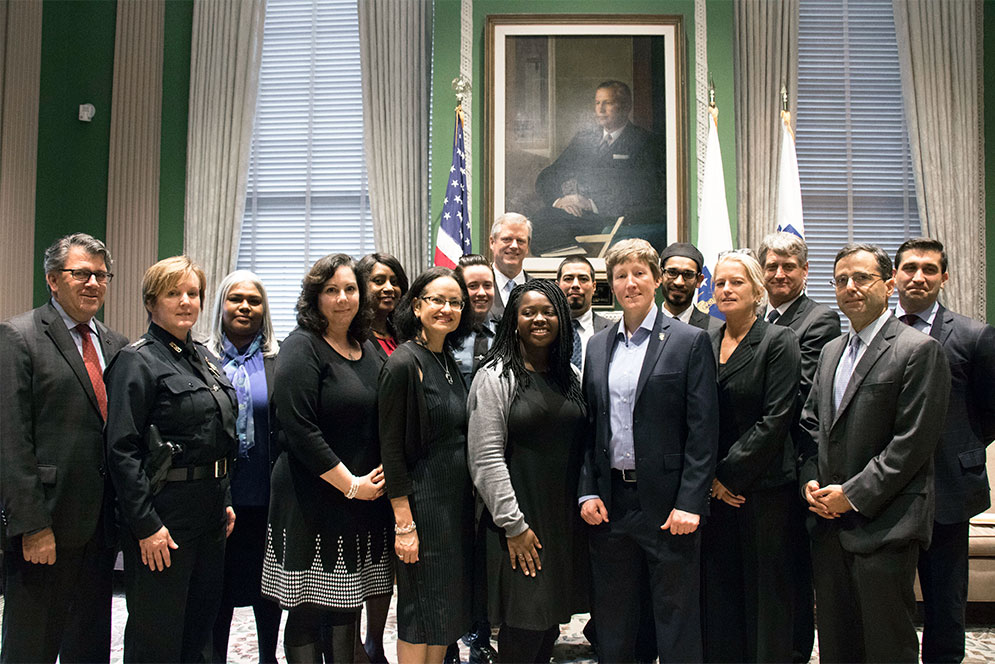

{"left": 695, "top": 107, "right": 733, "bottom": 319}
{"left": 776, "top": 109, "right": 805, "bottom": 239}
{"left": 434, "top": 107, "right": 471, "bottom": 268}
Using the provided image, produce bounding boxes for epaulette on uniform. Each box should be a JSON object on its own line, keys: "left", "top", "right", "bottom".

{"left": 130, "top": 337, "right": 151, "bottom": 349}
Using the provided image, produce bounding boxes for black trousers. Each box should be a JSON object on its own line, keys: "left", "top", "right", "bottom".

{"left": 0, "top": 534, "right": 114, "bottom": 664}
{"left": 918, "top": 520, "right": 970, "bottom": 663}
{"left": 122, "top": 524, "right": 226, "bottom": 663}
{"left": 811, "top": 534, "right": 919, "bottom": 663}
{"left": 588, "top": 478, "right": 702, "bottom": 663}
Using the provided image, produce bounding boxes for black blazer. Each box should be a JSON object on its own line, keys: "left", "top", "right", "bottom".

{"left": 799, "top": 316, "right": 951, "bottom": 553}
{"left": 579, "top": 310, "right": 719, "bottom": 524}
{"left": 1, "top": 303, "right": 128, "bottom": 548}
{"left": 689, "top": 307, "right": 724, "bottom": 332}
{"left": 771, "top": 294, "right": 841, "bottom": 405}
{"left": 926, "top": 304, "right": 995, "bottom": 523}
{"left": 709, "top": 319, "right": 801, "bottom": 495}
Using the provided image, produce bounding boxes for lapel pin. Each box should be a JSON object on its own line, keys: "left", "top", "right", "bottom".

{"left": 659, "top": 332, "right": 666, "bottom": 341}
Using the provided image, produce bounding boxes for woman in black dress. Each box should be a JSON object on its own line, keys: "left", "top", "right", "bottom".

{"left": 467, "top": 280, "right": 588, "bottom": 663}
{"left": 379, "top": 267, "right": 474, "bottom": 664}
{"left": 701, "top": 251, "right": 801, "bottom": 663}
{"left": 206, "top": 270, "right": 282, "bottom": 663}
{"left": 105, "top": 256, "right": 237, "bottom": 663}
{"left": 261, "top": 254, "right": 393, "bottom": 663}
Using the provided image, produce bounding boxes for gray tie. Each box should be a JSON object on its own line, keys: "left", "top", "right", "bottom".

{"left": 767, "top": 309, "right": 781, "bottom": 323}
{"left": 571, "top": 319, "right": 583, "bottom": 369}
{"left": 833, "top": 335, "right": 862, "bottom": 412}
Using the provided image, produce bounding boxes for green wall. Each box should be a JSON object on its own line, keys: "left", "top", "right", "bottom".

{"left": 429, "top": 0, "right": 739, "bottom": 254}
{"left": 31, "top": 0, "right": 192, "bottom": 305}
{"left": 34, "top": 0, "right": 118, "bottom": 304}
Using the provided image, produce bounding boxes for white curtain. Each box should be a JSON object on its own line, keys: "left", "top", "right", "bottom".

{"left": 893, "top": 0, "right": 985, "bottom": 320}
{"left": 733, "top": 0, "right": 799, "bottom": 252}
{"left": 358, "top": 0, "right": 432, "bottom": 275}
{"left": 184, "top": 0, "right": 266, "bottom": 337}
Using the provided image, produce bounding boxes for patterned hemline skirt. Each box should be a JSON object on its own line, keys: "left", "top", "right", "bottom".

{"left": 261, "top": 525, "right": 393, "bottom": 610}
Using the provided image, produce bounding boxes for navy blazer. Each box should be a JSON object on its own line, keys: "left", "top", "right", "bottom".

{"left": 799, "top": 316, "right": 950, "bottom": 553}
{"left": 579, "top": 309, "right": 718, "bottom": 525}
{"left": 926, "top": 304, "right": 995, "bottom": 523}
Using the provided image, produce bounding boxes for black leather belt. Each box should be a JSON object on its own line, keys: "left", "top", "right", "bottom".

{"left": 165, "top": 458, "right": 228, "bottom": 482}
{"left": 611, "top": 468, "right": 637, "bottom": 483}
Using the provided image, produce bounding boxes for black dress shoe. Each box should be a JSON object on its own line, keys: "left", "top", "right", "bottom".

{"left": 444, "top": 642, "right": 461, "bottom": 664}
{"left": 468, "top": 640, "right": 497, "bottom": 664}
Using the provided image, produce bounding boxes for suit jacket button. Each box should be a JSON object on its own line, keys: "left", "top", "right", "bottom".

{"left": 832, "top": 474, "right": 841, "bottom": 483}
{"left": 98, "top": 464, "right": 106, "bottom": 478}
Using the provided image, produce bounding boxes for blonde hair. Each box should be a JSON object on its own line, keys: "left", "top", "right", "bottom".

{"left": 604, "top": 238, "right": 662, "bottom": 281}
{"left": 714, "top": 251, "right": 768, "bottom": 314}
{"left": 142, "top": 256, "right": 206, "bottom": 311}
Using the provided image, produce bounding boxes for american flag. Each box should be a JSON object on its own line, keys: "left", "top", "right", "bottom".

{"left": 434, "top": 107, "right": 471, "bottom": 268}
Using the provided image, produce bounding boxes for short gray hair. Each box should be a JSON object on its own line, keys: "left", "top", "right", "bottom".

{"left": 489, "top": 212, "right": 533, "bottom": 242}
{"left": 757, "top": 231, "right": 808, "bottom": 266}
{"left": 207, "top": 270, "right": 279, "bottom": 358}
{"left": 43, "top": 233, "right": 113, "bottom": 274}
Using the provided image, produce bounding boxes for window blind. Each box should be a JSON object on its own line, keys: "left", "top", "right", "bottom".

{"left": 237, "top": 0, "right": 374, "bottom": 338}
{"left": 797, "top": 0, "right": 920, "bottom": 322}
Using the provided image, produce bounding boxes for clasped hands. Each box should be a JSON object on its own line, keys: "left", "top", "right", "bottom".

{"left": 553, "top": 194, "right": 594, "bottom": 217}
{"left": 804, "top": 480, "right": 852, "bottom": 519}
{"left": 579, "top": 498, "right": 700, "bottom": 535}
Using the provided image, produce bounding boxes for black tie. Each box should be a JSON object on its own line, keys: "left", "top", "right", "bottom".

{"left": 899, "top": 313, "right": 918, "bottom": 327}
{"left": 767, "top": 309, "right": 781, "bottom": 324}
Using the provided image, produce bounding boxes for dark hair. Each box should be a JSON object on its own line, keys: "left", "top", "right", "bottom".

{"left": 356, "top": 252, "right": 410, "bottom": 337}
{"left": 479, "top": 279, "right": 585, "bottom": 407}
{"left": 457, "top": 253, "right": 492, "bottom": 271}
{"left": 44, "top": 232, "right": 113, "bottom": 274}
{"left": 596, "top": 79, "right": 633, "bottom": 113}
{"left": 393, "top": 267, "right": 473, "bottom": 350}
{"left": 295, "top": 253, "right": 370, "bottom": 342}
{"left": 834, "top": 243, "right": 893, "bottom": 280}
{"left": 895, "top": 238, "right": 947, "bottom": 273}
{"left": 556, "top": 255, "right": 595, "bottom": 281}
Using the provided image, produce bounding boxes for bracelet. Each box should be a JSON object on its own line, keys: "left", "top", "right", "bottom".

{"left": 345, "top": 476, "right": 360, "bottom": 500}
{"left": 394, "top": 521, "right": 416, "bottom": 535}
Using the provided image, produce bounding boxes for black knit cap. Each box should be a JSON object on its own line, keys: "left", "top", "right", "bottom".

{"left": 659, "top": 242, "right": 705, "bottom": 273}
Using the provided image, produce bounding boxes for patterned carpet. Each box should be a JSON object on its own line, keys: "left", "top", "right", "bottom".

{"left": 2, "top": 590, "right": 995, "bottom": 662}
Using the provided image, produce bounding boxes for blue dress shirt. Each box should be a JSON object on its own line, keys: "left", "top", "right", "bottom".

{"left": 608, "top": 305, "right": 658, "bottom": 470}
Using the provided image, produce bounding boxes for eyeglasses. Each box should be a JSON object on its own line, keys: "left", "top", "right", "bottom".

{"left": 662, "top": 267, "right": 699, "bottom": 281}
{"left": 830, "top": 272, "right": 882, "bottom": 290}
{"left": 420, "top": 295, "right": 465, "bottom": 310}
{"left": 60, "top": 269, "right": 114, "bottom": 284}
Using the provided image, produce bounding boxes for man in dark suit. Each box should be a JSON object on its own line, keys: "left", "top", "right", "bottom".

{"left": 658, "top": 242, "right": 722, "bottom": 331}
{"left": 893, "top": 237, "right": 995, "bottom": 663}
{"left": 488, "top": 213, "right": 532, "bottom": 322}
{"left": 757, "top": 231, "right": 841, "bottom": 662}
{"left": 556, "top": 255, "right": 611, "bottom": 372}
{"left": 579, "top": 239, "right": 718, "bottom": 662}
{"left": 532, "top": 80, "right": 665, "bottom": 253}
{"left": 1, "top": 233, "right": 129, "bottom": 663}
{"left": 799, "top": 243, "right": 950, "bottom": 662}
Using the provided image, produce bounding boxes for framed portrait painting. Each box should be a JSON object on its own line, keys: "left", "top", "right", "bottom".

{"left": 486, "top": 14, "right": 688, "bottom": 264}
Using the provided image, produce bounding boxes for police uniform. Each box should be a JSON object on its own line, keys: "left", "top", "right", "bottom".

{"left": 105, "top": 322, "right": 237, "bottom": 663}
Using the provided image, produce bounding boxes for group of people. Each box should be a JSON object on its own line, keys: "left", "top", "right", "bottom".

{"left": 1, "top": 215, "right": 992, "bottom": 664}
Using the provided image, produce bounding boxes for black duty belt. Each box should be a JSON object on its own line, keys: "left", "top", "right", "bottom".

{"left": 165, "top": 458, "right": 228, "bottom": 482}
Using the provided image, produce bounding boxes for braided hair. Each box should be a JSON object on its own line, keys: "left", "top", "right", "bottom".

{"left": 479, "top": 278, "right": 585, "bottom": 406}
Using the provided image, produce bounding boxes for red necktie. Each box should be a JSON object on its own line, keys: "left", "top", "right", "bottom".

{"left": 76, "top": 324, "right": 108, "bottom": 420}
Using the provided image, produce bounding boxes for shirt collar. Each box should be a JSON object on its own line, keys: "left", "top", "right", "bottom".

{"left": 663, "top": 302, "right": 694, "bottom": 324}
{"left": 148, "top": 321, "right": 193, "bottom": 357}
{"left": 602, "top": 124, "right": 627, "bottom": 144}
{"left": 894, "top": 299, "right": 938, "bottom": 327}
{"left": 850, "top": 308, "right": 893, "bottom": 349}
{"left": 493, "top": 265, "right": 525, "bottom": 292}
{"left": 50, "top": 298, "right": 97, "bottom": 335}
{"left": 615, "top": 304, "right": 658, "bottom": 343}
{"left": 767, "top": 292, "right": 803, "bottom": 317}
{"left": 574, "top": 308, "right": 594, "bottom": 331}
